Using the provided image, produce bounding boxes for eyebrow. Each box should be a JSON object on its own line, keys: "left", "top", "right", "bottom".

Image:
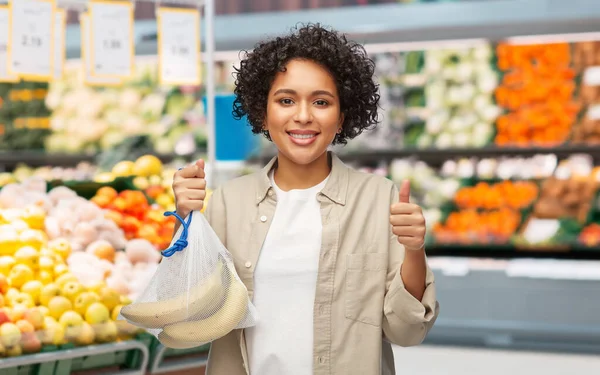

{"left": 272, "top": 88, "right": 335, "bottom": 98}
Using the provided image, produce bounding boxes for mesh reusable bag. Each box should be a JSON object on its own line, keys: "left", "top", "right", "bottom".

{"left": 120, "top": 210, "right": 258, "bottom": 349}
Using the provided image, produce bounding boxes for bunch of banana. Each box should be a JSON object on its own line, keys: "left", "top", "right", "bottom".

{"left": 121, "top": 260, "right": 227, "bottom": 329}
{"left": 161, "top": 268, "right": 250, "bottom": 344}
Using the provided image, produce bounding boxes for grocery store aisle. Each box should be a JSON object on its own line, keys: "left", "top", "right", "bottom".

{"left": 393, "top": 345, "right": 600, "bottom": 375}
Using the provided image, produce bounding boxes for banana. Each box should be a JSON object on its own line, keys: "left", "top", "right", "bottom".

{"left": 162, "top": 265, "right": 249, "bottom": 343}
{"left": 157, "top": 330, "right": 205, "bottom": 349}
{"left": 121, "top": 259, "right": 226, "bottom": 329}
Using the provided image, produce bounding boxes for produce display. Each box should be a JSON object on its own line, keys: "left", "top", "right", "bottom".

{"left": 44, "top": 60, "right": 207, "bottom": 155}
{"left": 494, "top": 43, "right": 580, "bottom": 147}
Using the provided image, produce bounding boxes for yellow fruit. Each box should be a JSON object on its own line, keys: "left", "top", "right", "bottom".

{"left": 74, "top": 292, "right": 100, "bottom": 316}
{"left": 19, "top": 230, "right": 46, "bottom": 251}
{"left": 14, "top": 246, "right": 39, "bottom": 270}
{"left": 0, "top": 256, "right": 16, "bottom": 275}
{"left": 61, "top": 281, "right": 83, "bottom": 302}
{"left": 94, "top": 173, "right": 115, "bottom": 183}
{"left": 5, "top": 287, "right": 20, "bottom": 301}
{"left": 111, "top": 305, "right": 123, "bottom": 321}
{"left": 111, "top": 161, "right": 135, "bottom": 177}
{"left": 48, "top": 239, "right": 71, "bottom": 261}
{"left": 59, "top": 310, "right": 84, "bottom": 343}
{"left": 98, "top": 288, "right": 120, "bottom": 312}
{"left": 11, "top": 293, "right": 34, "bottom": 308}
{"left": 38, "top": 271, "right": 53, "bottom": 285}
{"left": 40, "top": 283, "right": 60, "bottom": 306}
{"left": 133, "top": 155, "right": 163, "bottom": 177}
{"left": 38, "top": 306, "right": 49, "bottom": 317}
{"left": 8, "top": 264, "right": 34, "bottom": 289}
{"left": 132, "top": 176, "right": 150, "bottom": 190}
{"left": 76, "top": 322, "right": 95, "bottom": 346}
{"left": 119, "top": 295, "right": 132, "bottom": 305}
{"left": 94, "top": 321, "right": 118, "bottom": 343}
{"left": 155, "top": 194, "right": 173, "bottom": 208}
{"left": 21, "top": 206, "right": 46, "bottom": 230}
{"left": 148, "top": 175, "right": 162, "bottom": 186}
{"left": 0, "top": 231, "right": 20, "bottom": 256}
{"left": 55, "top": 273, "right": 77, "bottom": 289}
{"left": 85, "top": 302, "right": 110, "bottom": 325}
{"left": 54, "top": 264, "right": 68, "bottom": 276}
{"left": 86, "top": 281, "right": 106, "bottom": 294}
{"left": 21, "top": 280, "right": 44, "bottom": 304}
{"left": 48, "top": 296, "right": 72, "bottom": 320}
{"left": 38, "top": 255, "right": 55, "bottom": 272}
{"left": 0, "top": 323, "right": 21, "bottom": 347}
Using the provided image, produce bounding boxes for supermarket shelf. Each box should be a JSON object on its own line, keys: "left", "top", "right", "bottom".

{"left": 0, "top": 151, "right": 200, "bottom": 170}
{"left": 64, "top": 0, "right": 600, "bottom": 58}
{"left": 253, "top": 145, "right": 600, "bottom": 166}
{"left": 0, "top": 340, "right": 150, "bottom": 375}
{"left": 149, "top": 344, "right": 208, "bottom": 374}
{"left": 427, "top": 245, "right": 600, "bottom": 261}
{"left": 425, "top": 266, "right": 600, "bottom": 354}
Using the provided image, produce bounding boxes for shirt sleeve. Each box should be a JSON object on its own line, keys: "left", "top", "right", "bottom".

{"left": 204, "top": 187, "right": 227, "bottom": 246}
{"left": 381, "top": 183, "right": 440, "bottom": 347}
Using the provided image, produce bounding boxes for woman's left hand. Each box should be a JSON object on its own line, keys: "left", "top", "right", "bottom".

{"left": 390, "top": 180, "right": 426, "bottom": 251}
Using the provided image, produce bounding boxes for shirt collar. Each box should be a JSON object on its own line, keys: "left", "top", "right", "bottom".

{"left": 256, "top": 151, "right": 348, "bottom": 206}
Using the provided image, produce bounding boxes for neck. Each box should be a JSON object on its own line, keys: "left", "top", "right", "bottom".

{"left": 273, "top": 151, "right": 331, "bottom": 191}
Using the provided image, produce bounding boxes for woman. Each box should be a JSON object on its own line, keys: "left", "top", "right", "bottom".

{"left": 172, "top": 24, "right": 439, "bottom": 375}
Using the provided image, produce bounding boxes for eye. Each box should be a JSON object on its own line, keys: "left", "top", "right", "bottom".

{"left": 279, "top": 98, "right": 294, "bottom": 105}
{"left": 314, "top": 100, "right": 329, "bottom": 106}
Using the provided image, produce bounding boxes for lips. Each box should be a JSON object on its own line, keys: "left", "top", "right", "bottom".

{"left": 287, "top": 130, "right": 318, "bottom": 146}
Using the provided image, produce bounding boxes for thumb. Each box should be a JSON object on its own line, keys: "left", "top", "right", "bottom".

{"left": 399, "top": 180, "right": 411, "bottom": 203}
{"left": 194, "top": 159, "right": 205, "bottom": 177}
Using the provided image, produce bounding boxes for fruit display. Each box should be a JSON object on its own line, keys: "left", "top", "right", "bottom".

{"left": 578, "top": 223, "right": 600, "bottom": 247}
{"left": 494, "top": 43, "right": 581, "bottom": 147}
{"left": 91, "top": 187, "right": 176, "bottom": 250}
{"left": 433, "top": 208, "right": 522, "bottom": 245}
{"left": 454, "top": 181, "right": 539, "bottom": 210}
{"left": 532, "top": 177, "right": 597, "bottom": 224}
{"left": 44, "top": 60, "right": 207, "bottom": 155}
{"left": 413, "top": 45, "right": 500, "bottom": 149}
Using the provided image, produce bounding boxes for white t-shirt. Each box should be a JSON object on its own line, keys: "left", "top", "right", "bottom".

{"left": 245, "top": 171, "right": 329, "bottom": 375}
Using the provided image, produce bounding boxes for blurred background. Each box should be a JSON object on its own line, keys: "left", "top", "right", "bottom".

{"left": 0, "top": 0, "right": 599, "bottom": 374}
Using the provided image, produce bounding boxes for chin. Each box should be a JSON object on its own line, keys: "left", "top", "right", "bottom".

{"left": 278, "top": 146, "right": 329, "bottom": 166}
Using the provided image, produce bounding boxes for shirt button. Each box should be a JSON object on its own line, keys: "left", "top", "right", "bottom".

{"left": 245, "top": 261, "right": 252, "bottom": 268}
{"left": 260, "top": 215, "right": 267, "bottom": 222}
{"left": 268, "top": 190, "right": 273, "bottom": 196}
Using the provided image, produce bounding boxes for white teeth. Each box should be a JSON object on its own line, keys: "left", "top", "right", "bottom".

{"left": 289, "top": 133, "right": 316, "bottom": 139}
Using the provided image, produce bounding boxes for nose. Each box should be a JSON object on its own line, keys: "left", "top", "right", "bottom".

{"left": 293, "top": 101, "right": 313, "bottom": 124}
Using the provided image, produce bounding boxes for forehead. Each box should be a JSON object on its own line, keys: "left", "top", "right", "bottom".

{"left": 270, "top": 59, "right": 337, "bottom": 94}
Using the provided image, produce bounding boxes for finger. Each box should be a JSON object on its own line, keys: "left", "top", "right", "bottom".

{"left": 392, "top": 225, "right": 425, "bottom": 238}
{"left": 177, "top": 164, "right": 200, "bottom": 179}
{"left": 399, "top": 179, "right": 411, "bottom": 203}
{"left": 390, "top": 202, "right": 419, "bottom": 215}
{"left": 194, "top": 159, "right": 205, "bottom": 178}
{"left": 177, "top": 178, "right": 206, "bottom": 190}
{"left": 390, "top": 214, "right": 423, "bottom": 227}
{"left": 182, "top": 190, "right": 206, "bottom": 201}
{"left": 397, "top": 236, "right": 425, "bottom": 249}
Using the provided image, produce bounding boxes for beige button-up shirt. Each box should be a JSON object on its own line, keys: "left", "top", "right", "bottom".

{"left": 204, "top": 152, "right": 439, "bottom": 375}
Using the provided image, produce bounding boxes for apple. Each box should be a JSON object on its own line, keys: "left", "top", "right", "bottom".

{"left": 38, "top": 306, "right": 49, "bottom": 317}
{"left": 98, "top": 288, "right": 121, "bottom": 311}
{"left": 5, "top": 287, "right": 20, "bottom": 303}
{"left": 0, "top": 274, "right": 9, "bottom": 294}
{"left": 20, "top": 331, "right": 41, "bottom": 353}
{"left": 53, "top": 264, "right": 69, "bottom": 277}
{"left": 0, "top": 256, "right": 16, "bottom": 276}
{"left": 55, "top": 273, "right": 77, "bottom": 289}
{"left": 9, "top": 305, "right": 28, "bottom": 321}
{"left": 85, "top": 302, "right": 110, "bottom": 325}
{"left": 38, "top": 270, "right": 53, "bottom": 285}
{"left": 6, "top": 343, "right": 22, "bottom": 357}
{"left": 40, "top": 283, "right": 60, "bottom": 306}
{"left": 0, "top": 323, "right": 22, "bottom": 347}
{"left": 111, "top": 305, "right": 123, "bottom": 321}
{"left": 14, "top": 246, "right": 40, "bottom": 270}
{"left": 0, "top": 309, "right": 11, "bottom": 325}
{"left": 59, "top": 311, "right": 84, "bottom": 343}
{"left": 38, "top": 255, "right": 55, "bottom": 273}
{"left": 48, "top": 296, "right": 72, "bottom": 320}
{"left": 75, "top": 322, "right": 95, "bottom": 346}
{"left": 21, "top": 280, "right": 43, "bottom": 304}
{"left": 48, "top": 238, "right": 71, "bottom": 260}
{"left": 8, "top": 264, "right": 34, "bottom": 289}
{"left": 11, "top": 293, "right": 34, "bottom": 308}
{"left": 94, "top": 321, "right": 118, "bottom": 343}
{"left": 24, "top": 308, "right": 44, "bottom": 331}
{"left": 15, "top": 319, "right": 34, "bottom": 333}
{"left": 0, "top": 294, "right": 4, "bottom": 309}
{"left": 74, "top": 292, "right": 100, "bottom": 316}
{"left": 61, "top": 281, "right": 84, "bottom": 302}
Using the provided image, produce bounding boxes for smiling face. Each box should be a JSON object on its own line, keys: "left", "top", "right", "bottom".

{"left": 265, "top": 59, "right": 344, "bottom": 167}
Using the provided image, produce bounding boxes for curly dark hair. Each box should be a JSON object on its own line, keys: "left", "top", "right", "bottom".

{"left": 232, "top": 23, "right": 380, "bottom": 145}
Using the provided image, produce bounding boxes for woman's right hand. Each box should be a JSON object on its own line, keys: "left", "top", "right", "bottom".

{"left": 172, "top": 159, "right": 206, "bottom": 219}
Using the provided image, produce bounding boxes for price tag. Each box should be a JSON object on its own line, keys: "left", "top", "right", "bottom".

{"left": 583, "top": 66, "right": 600, "bottom": 86}
{"left": 0, "top": 6, "right": 18, "bottom": 82}
{"left": 89, "top": 1, "right": 134, "bottom": 79}
{"left": 157, "top": 8, "right": 201, "bottom": 85}
{"left": 53, "top": 9, "right": 65, "bottom": 80}
{"left": 8, "top": 0, "right": 55, "bottom": 81}
{"left": 80, "top": 13, "right": 122, "bottom": 87}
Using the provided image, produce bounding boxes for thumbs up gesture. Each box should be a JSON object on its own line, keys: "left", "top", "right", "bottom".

{"left": 390, "top": 180, "right": 426, "bottom": 251}
{"left": 172, "top": 159, "right": 207, "bottom": 219}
